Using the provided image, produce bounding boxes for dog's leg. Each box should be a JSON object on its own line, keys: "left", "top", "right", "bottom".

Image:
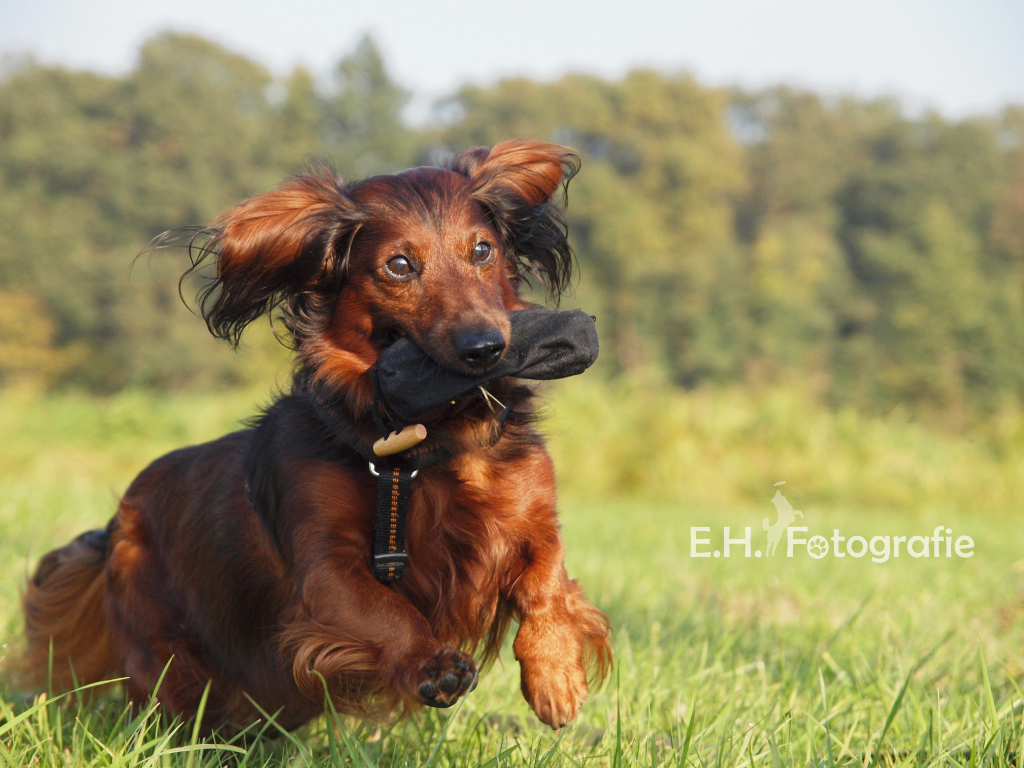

{"left": 284, "top": 566, "right": 477, "bottom": 710}
{"left": 105, "top": 503, "right": 260, "bottom": 730}
{"left": 505, "top": 536, "right": 611, "bottom": 729}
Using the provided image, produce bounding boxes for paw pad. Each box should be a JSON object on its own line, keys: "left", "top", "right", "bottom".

{"left": 416, "top": 649, "right": 477, "bottom": 708}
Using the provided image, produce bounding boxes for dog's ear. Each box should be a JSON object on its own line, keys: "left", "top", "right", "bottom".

{"left": 187, "top": 168, "right": 364, "bottom": 346}
{"left": 457, "top": 139, "right": 578, "bottom": 206}
{"left": 451, "top": 140, "right": 580, "bottom": 300}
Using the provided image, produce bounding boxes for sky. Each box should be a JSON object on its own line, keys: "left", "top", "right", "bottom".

{"left": 1, "top": 0, "right": 1022, "bottom": 121}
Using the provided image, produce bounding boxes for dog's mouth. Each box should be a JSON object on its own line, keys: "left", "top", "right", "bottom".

{"left": 374, "top": 324, "right": 508, "bottom": 377}
{"left": 371, "top": 307, "right": 600, "bottom": 425}
{"left": 377, "top": 326, "right": 404, "bottom": 350}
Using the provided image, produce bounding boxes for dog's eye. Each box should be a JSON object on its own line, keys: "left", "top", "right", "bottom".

{"left": 472, "top": 242, "right": 494, "bottom": 265}
{"left": 384, "top": 255, "right": 414, "bottom": 279}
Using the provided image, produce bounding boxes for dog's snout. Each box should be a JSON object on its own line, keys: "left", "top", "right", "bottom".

{"left": 454, "top": 329, "right": 506, "bottom": 370}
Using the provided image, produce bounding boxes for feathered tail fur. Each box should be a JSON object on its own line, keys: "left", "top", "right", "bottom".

{"left": 17, "top": 528, "right": 116, "bottom": 692}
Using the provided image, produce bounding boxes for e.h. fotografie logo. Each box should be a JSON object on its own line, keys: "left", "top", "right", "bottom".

{"left": 690, "top": 481, "right": 975, "bottom": 563}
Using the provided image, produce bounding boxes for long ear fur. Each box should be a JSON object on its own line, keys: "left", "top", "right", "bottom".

{"left": 182, "top": 167, "right": 365, "bottom": 346}
{"left": 449, "top": 139, "right": 580, "bottom": 300}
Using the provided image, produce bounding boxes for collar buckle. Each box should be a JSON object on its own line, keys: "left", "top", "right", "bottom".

{"left": 368, "top": 462, "right": 418, "bottom": 479}
{"left": 372, "top": 552, "right": 409, "bottom": 581}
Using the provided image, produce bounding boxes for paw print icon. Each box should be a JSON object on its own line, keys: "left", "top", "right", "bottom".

{"left": 807, "top": 535, "right": 829, "bottom": 559}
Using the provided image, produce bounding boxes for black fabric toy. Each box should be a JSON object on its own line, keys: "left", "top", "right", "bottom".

{"left": 372, "top": 307, "right": 599, "bottom": 424}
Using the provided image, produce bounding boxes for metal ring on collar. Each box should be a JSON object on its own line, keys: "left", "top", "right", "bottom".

{"left": 368, "top": 462, "right": 418, "bottom": 479}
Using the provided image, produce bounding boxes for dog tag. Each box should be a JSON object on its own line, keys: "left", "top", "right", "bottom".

{"left": 372, "top": 424, "right": 427, "bottom": 457}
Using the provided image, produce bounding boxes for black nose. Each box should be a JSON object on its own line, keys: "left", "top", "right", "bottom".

{"left": 454, "top": 329, "right": 506, "bottom": 369}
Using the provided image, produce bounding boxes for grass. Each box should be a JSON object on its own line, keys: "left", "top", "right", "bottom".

{"left": 2, "top": 383, "right": 1024, "bottom": 766}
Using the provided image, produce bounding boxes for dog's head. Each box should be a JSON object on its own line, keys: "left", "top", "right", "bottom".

{"left": 189, "top": 140, "right": 578, "bottom": 410}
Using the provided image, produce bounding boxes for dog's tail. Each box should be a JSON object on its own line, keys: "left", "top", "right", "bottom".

{"left": 762, "top": 517, "right": 771, "bottom": 532}
{"left": 17, "top": 527, "right": 117, "bottom": 693}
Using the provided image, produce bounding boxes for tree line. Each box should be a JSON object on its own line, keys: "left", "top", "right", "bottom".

{"left": 1, "top": 33, "right": 1022, "bottom": 419}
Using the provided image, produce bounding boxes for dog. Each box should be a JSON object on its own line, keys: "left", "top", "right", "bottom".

{"left": 19, "top": 140, "right": 611, "bottom": 732}
{"left": 762, "top": 489, "right": 803, "bottom": 556}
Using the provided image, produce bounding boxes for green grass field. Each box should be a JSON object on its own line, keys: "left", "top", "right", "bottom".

{"left": 2, "top": 385, "right": 1024, "bottom": 766}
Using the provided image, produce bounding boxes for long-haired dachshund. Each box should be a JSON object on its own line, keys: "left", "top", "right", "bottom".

{"left": 20, "top": 140, "right": 611, "bottom": 731}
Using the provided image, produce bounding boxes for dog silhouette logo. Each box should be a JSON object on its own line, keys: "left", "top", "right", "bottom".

{"left": 762, "top": 483, "right": 803, "bottom": 556}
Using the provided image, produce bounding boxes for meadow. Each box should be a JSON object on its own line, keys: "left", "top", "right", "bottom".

{"left": 1, "top": 382, "right": 1024, "bottom": 767}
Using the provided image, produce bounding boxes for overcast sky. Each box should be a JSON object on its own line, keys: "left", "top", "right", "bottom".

{"left": 2, "top": 0, "right": 1022, "bottom": 120}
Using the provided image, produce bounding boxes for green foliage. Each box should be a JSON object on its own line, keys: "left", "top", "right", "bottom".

{"left": 3, "top": 389, "right": 1024, "bottom": 765}
{"left": 0, "top": 33, "right": 417, "bottom": 392}
{"left": 1, "top": 33, "right": 1023, "bottom": 418}
{"left": 545, "top": 377, "right": 1024, "bottom": 511}
{"left": 0, "top": 291, "right": 77, "bottom": 389}
{"left": 321, "top": 35, "right": 420, "bottom": 177}
{"left": 731, "top": 92, "right": 1024, "bottom": 414}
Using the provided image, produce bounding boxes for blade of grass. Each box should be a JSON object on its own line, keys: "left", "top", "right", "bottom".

{"left": 477, "top": 743, "right": 520, "bottom": 768}
{"left": 424, "top": 694, "right": 469, "bottom": 768}
{"left": 867, "top": 631, "right": 954, "bottom": 768}
{"left": 184, "top": 680, "right": 212, "bottom": 768}
{"left": 825, "top": 591, "right": 874, "bottom": 650}
{"left": 980, "top": 645, "right": 999, "bottom": 728}
{"left": 819, "top": 669, "right": 835, "bottom": 768}
{"left": 0, "top": 679, "right": 121, "bottom": 738}
{"left": 765, "top": 732, "right": 783, "bottom": 768}
{"left": 538, "top": 728, "right": 568, "bottom": 768}
{"left": 679, "top": 704, "right": 697, "bottom": 768}
{"left": 244, "top": 693, "right": 314, "bottom": 766}
{"left": 615, "top": 667, "right": 622, "bottom": 768}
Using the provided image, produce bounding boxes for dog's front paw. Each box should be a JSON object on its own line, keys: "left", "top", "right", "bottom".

{"left": 514, "top": 622, "right": 589, "bottom": 729}
{"left": 414, "top": 648, "right": 478, "bottom": 708}
{"left": 520, "top": 656, "right": 588, "bottom": 729}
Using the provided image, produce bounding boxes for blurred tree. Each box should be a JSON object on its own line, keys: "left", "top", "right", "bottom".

{"left": 0, "top": 33, "right": 401, "bottom": 391}
{"left": 989, "top": 107, "right": 1024, "bottom": 271}
{"left": 733, "top": 89, "right": 1023, "bottom": 414}
{"left": 0, "top": 291, "right": 77, "bottom": 389}
{"left": 320, "top": 35, "right": 420, "bottom": 177}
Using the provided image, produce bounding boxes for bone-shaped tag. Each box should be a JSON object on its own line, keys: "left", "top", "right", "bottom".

{"left": 372, "top": 424, "right": 427, "bottom": 457}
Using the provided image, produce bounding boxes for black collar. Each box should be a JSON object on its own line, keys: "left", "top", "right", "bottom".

{"left": 304, "top": 385, "right": 457, "bottom": 471}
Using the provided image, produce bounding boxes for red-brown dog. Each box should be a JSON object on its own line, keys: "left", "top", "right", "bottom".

{"left": 21, "top": 140, "right": 611, "bottom": 732}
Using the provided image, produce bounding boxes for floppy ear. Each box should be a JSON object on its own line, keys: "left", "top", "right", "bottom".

{"left": 451, "top": 139, "right": 580, "bottom": 299}
{"left": 460, "top": 139, "right": 579, "bottom": 205}
{"left": 185, "top": 168, "right": 364, "bottom": 346}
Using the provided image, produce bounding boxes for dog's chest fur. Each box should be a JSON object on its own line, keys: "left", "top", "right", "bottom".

{"left": 245, "top": 390, "right": 540, "bottom": 657}
{"left": 384, "top": 456, "right": 527, "bottom": 650}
